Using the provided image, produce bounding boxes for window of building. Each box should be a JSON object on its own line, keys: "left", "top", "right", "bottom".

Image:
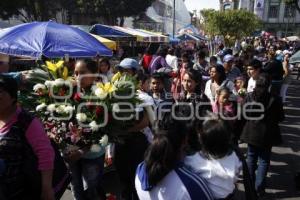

{"left": 268, "top": 5, "right": 279, "bottom": 18}
{"left": 224, "top": 3, "right": 232, "bottom": 10}
{"left": 284, "top": 4, "right": 296, "bottom": 18}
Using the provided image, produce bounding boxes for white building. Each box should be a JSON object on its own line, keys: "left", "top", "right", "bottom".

{"left": 128, "top": 0, "right": 191, "bottom": 35}
{"left": 220, "top": 0, "right": 300, "bottom": 37}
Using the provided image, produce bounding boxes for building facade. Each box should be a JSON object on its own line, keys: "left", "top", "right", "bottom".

{"left": 220, "top": 0, "right": 300, "bottom": 37}
{"left": 132, "top": 0, "right": 191, "bottom": 35}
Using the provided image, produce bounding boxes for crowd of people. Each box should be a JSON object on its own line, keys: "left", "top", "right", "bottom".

{"left": 0, "top": 35, "right": 299, "bottom": 200}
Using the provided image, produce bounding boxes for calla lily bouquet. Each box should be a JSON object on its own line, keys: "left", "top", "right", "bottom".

{"left": 30, "top": 62, "right": 140, "bottom": 150}
{"left": 74, "top": 72, "right": 142, "bottom": 140}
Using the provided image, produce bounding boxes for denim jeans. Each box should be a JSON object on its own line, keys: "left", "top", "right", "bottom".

{"left": 246, "top": 144, "right": 272, "bottom": 193}
{"left": 69, "top": 156, "right": 104, "bottom": 200}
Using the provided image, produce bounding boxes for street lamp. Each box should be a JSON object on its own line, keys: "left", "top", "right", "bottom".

{"left": 285, "top": 5, "right": 292, "bottom": 37}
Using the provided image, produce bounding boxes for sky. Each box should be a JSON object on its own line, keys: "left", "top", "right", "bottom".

{"left": 184, "top": 0, "right": 219, "bottom": 12}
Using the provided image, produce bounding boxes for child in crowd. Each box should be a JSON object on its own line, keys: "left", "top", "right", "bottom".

{"left": 212, "top": 87, "right": 237, "bottom": 119}
{"left": 149, "top": 73, "right": 171, "bottom": 107}
{"left": 185, "top": 114, "right": 242, "bottom": 199}
{"left": 98, "top": 58, "right": 114, "bottom": 82}
{"left": 234, "top": 76, "right": 247, "bottom": 103}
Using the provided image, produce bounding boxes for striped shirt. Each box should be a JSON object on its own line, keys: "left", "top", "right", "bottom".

{"left": 135, "top": 163, "right": 214, "bottom": 200}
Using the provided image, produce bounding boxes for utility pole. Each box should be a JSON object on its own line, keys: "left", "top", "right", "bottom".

{"left": 173, "top": 0, "right": 176, "bottom": 38}
{"left": 285, "top": 6, "right": 292, "bottom": 37}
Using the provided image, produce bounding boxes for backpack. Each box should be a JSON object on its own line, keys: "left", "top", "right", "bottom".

{"left": 15, "top": 110, "right": 71, "bottom": 200}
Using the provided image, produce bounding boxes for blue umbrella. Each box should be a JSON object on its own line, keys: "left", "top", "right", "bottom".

{"left": 0, "top": 21, "right": 112, "bottom": 59}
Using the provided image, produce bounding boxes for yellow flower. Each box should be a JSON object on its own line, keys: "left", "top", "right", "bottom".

{"left": 94, "top": 82, "right": 116, "bottom": 99}
{"left": 62, "top": 66, "right": 69, "bottom": 80}
{"left": 45, "top": 60, "right": 70, "bottom": 80}
{"left": 111, "top": 72, "right": 121, "bottom": 83}
{"left": 46, "top": 60, "right": 64, "bottom": 72}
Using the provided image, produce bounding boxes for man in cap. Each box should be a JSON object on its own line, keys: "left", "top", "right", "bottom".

{"left": 117, "top": 58, "right": 140, "bottom": 76}
{"left": 223, "top": 54, "right": 241, "bottom": 82}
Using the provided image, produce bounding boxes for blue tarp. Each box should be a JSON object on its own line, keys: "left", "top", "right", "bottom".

{"left": 193, "top": 34, "right": 208, "bottom": 41}
{"left": 178, "top": 24, "right": 200, "bottom": 35}
{"left": 177, "top": 33, "right": 207, "bottom": 41}
{"left": 90, "top": 24, "right": 131, "bottom": 38}
{"left": 177, "top": 33, "right": 200, "bottom": 41}
{"left": 0, "top": 21, "right": 112, "bottom": 59}
{"left": 169, "top": 36, "right": 180, "bottom": 44}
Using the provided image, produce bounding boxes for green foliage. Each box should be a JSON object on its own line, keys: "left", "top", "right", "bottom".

{"left": 284, "top": 0, "right": 300, "bottom": 13}
{"left": 75, "top": 0, "right": 155, "bottom": 25}
{"left": 0, "top": 0, "right": 64, "bottom": 22}
{"left": 201, "top": 9, "right": 262, "bottom": 46}
{"left": 0, "top": 0, "right": 154, "bottom": 25}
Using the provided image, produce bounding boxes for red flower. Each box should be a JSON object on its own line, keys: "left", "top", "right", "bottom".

{"left": 73, "top": 92, "right": 82, "bottom": 102}
{"left": 106, "top": 194, "right": 116, "bottom": 200}
{"left": 86, "top": 101, "right": 94, "bottom": 110}
{"left": 96, "top": 106, "right": 104, "bottom": 117}
{"left": 58, "top": 88, "right": 65, "bottom": 96}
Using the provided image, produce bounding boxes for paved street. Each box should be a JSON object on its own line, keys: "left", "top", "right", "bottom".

{"left": 62, "top": 71, "right": 300, "bottom": 200}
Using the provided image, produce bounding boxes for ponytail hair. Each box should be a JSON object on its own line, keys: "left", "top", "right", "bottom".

{"left": 144, "top": 118, "right": 188, "bottom": 186}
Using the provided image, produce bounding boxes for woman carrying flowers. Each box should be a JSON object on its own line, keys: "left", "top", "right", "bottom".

{"left": 66, "top": 59, "right": 107, "bottom": 200}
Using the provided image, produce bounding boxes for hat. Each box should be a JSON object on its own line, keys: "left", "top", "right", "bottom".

{"left": 119, "top": 58, "right": 139, "bottom": 70}
{"left": 0, "top": 74, "right": 18, "bottom": 99}
{"left": 275, "top": 50, "right": 283, "bottom": 55}
{"left": 283, "top": 50, "right": 291, "bottom": 55}
{"left": 223, "top": 54, "right": 234, "bottom": 63}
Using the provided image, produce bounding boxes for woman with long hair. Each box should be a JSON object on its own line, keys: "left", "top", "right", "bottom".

{"left": 176, "top": 68, "right": 211, "bottom": 154}
{"left": 204, "top": 64, "right": 235, "bottom": 104}
{"left": 135, "top": 117, "right": 214, "bottom": 200}
{"left": 67, "top": 59, "right": 106, "bottom": 200}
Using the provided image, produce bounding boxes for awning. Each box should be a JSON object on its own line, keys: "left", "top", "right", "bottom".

{"left": 90, "top": 24, "right": 132, "bottom": 38}
{"left": 136, "top": 29, "right": 169, "bottom": 43}
{"left": 113, "top": 26, "right": 168, "bottom": 43}
{"left": 91, "top": 34, "right": 117, "bottom": 50}
{"left": 177, "top": 33, "right": 200, "bottom": 41}
{"left": 72, "top": 25, "right": 117, "bottom": 50}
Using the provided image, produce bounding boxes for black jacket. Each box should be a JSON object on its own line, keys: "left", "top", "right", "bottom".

{"left": 240, "top": 93, "right": 284, "bottom": 148}
{"left": 263, "top": 59, "right": 284, "bottom": 81}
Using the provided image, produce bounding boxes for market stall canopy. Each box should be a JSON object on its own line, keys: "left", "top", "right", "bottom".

{"left": 113, "top": 26, "right": 168, "bottom": 43}
{"left": 0, "top": 21, "right": 112, "bottom": 59}
{"left": 136, "top": 29, "right": 169, "bottom": 43}
{"left": 177, "top": 33, "right": 200, "bottom": 41}
{"left": 169, "top": 36, "right": 180, "bottom": 44}
{"left": 91, "top": 34, "right": 117, "bottom": 50}
{"left": 178, "top": 24, "right": 200, "bottom": 35}
{"left": 290, "top": 50, "right": 300, "bottom": 64}
{"left": 90, "top": 24, "right": 132, "bottom": 38}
